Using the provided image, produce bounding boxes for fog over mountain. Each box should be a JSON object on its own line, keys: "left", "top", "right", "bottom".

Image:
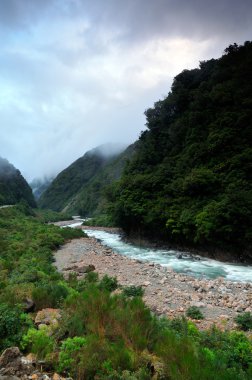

{"left": 0, "top": 0, "right": 251, "bottom": 181}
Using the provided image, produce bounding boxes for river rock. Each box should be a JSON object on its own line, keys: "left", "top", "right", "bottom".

{"left": 35, "top": 309, "right": 61, "bottom": 326}
{"left": 0, "top": 347, "right": 33, "bottom": 377}
{"left": 76, "top": 264, "right": 95, "bottom": 273}
{"left": 143, "top": 281, "right": 151, "bottom": 287}
{"left": 191, "top": 301, "right": 206, "bottom": 308}
{"left": 0, "top": 347, "right": 21, "bottom": 368}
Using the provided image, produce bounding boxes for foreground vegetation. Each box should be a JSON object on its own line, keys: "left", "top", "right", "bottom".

{"left": 0, "top": 206, "right": 252, "bottom": 379}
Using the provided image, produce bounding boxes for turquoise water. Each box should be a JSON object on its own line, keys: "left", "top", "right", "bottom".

{"left": 83, "top": 229, "right": 252, "bottom": 283}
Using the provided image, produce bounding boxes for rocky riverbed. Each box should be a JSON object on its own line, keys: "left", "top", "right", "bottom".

{"left": 54, "top": 230, "right": 252, "bottom": 330}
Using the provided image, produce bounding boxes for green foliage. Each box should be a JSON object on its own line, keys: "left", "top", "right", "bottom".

{"left": 0, "top": 206, "right": 83, "bottom": 352}
{"left": 98, "top": 274, "right": 118, "bottom": 292}
{"left": 0, "top": 157, "right": 36, "bottom": 207}
{"left": 235, "top": 312, "right": 252, "bottom": 331}
{"left": 108, "top": 42, "right": 252, "bottom": 259}
{"left": 0, "top": 304, "right": 32, "bottom": 351}
{"left": 32, "top": 282, "right": 69, "bottom": 310}
{"left": 123, "top": 285, "right": 144, "bottom": 297}
{"left": 186, "top": 306, "right": 205, "bottom": 320}
{"left": 34, "top": 208, "right": 73, "bottom": 223}
{"left": 21, "top": 327, "right": 55, "bottom": 360}
{"left": 59, "top": 226, "right": 86, "bottom": 239}
{"left": 38, "top": 143, "right": 132, "bottom": 214}
{"left": 83, "top": 214, "right": 117, "bottom": 227}
{"left": 58, "top": 336, "right": 87, "bottom": 373}
{"left": 1, "top": 182, "right": 252, "bottom": 379}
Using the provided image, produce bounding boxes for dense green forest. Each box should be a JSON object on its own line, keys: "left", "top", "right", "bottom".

{"left": 73, "top": 143, "right": 137, "bottom": 217}
{"left": 0, "top": 205, "right": 252, "bottom": 379}
{"left": 107, "top": 42, "right": 252, "bottom": 260}
{"left": 38, "top": 143, "right": 135, "bottom": 216}
{"left": 0, "top": 157, "right": 36, "bottom": 207}
{"left": 38, "top": 144, "right": 127, "bottom": 212}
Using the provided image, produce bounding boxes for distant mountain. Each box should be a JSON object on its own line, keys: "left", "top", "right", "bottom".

{"left": 0, "top": 157, "right": 36, "bottom": 207}
{"left": 64, "top": 143, "right": 137, "bottom": 216}
{"left": 38, "top": 143, "right": 131, "bottom": 213}
{"left": 30, "top": 177, "right": 54, "bottom": 200}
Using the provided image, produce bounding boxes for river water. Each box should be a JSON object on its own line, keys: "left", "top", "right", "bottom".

{"left": 83, "top": 229, "right": 252, "bottom": 283}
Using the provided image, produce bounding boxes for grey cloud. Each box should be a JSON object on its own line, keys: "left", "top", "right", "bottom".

{"left": 0, "top": 0, "right": 251, "bottom": 181}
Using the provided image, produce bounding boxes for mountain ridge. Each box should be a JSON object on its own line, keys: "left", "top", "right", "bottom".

{"left": 0, "top": 157, "right": 36, "bottom": 207}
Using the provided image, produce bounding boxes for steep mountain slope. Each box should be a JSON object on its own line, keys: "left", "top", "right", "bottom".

{"left": 0, "top": 157, "right": 36, "bottom": 207}
{"left": 38, "top": 144, "right": 128, "bottom": 212}
{"left": 109, "top": 42, "right": 252, "bottom": 258}
{"left": 30, "top": 177, "right": 54, "bottom": 200}
{"left": 64, "top": 143, "right": 137, "bottom": 215}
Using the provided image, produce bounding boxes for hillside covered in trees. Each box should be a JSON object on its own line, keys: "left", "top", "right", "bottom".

{"left": 38, "top": 143, "right": 133, "bottom": 214}
{"left": 0, "top": 157, "right": 36, "bottom": 207}
{"left": 108, "top": 42, "right": 252, "bottom": 259}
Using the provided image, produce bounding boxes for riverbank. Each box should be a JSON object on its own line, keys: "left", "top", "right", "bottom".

{"left": 54, "top": 232, "right": 252, "bottom": 330}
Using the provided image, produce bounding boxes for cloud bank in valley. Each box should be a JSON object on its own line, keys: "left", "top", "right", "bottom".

{"left": 0, "top": 0, "right": 252, "bottom": 180}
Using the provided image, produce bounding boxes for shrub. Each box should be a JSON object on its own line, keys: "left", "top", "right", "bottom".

{"left": 58, "top": 336, "right": 87, "bottom": 374}
{"left": 32, "top": 282, "right": 69, "bottom": 310}
{"left": 123, "top": 285, "right": 144, "bottom": 297}
{"left": 235, "top": 312, "right": 252, "bottom": 331}
{"left": 0, "top": 303, "right": 32, "bottom": 352}
{"left": 21, "top": 327, "right": 55, "bottom": 360}
{"left": 99, "top": 275, "right": 118, "bottom": 292}
{"left": 60, "top": 227, "right": 86, "bottom": 240}
{"left": 186, "top": 306, "right": 204, "bottom": 320}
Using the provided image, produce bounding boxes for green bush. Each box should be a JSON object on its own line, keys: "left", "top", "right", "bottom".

{"left": 21, "top": 327, "right": 55, "bottom": 360}
{"left": 0, "top": 303, "right": 32, "bottom": 352}
{"left": 58, "top": 336, "right": 87, "bottom": 374}
{"left": 235, "top": 312, "right": 252, "bottom": 331}
{"left": 32, "top": 282, "right": 69, "bottom": 310}
{"left": 123, "top": 285, "right": 144, "bottom": 297}
{"left": 99, "top": 275, "right": 118, "bottom": 292}
{"left": 186, "top": 306, "right": 204, "bottom": 320}
{"left": 60, "top": 227, "right": 86, "bottom": 240}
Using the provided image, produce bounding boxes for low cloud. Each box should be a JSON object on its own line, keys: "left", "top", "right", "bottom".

{"left": 0, "top": 0, "right": 251, "bottom": 180}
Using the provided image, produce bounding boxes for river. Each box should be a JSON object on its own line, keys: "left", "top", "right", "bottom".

{"left": 83, "top": 229, "right": 252, "bottom": 283}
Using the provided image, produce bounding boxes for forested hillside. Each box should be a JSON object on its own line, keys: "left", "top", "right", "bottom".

{"left": 38, "top": 144, "right": 126, "bottom": 212}
{"left": 0, "top": 157, "right": 36, "bottom": 207}
{"left": 66, "top": 143, "right": 137, "bottom": 216}
{"left": 30, "top": 177, "right": 54, "bottom": 200}
{"left": 109, "top": 42, "right": 252, "bottom": 259}
{"left": 38, "top": 143, "right": 136, "bottom": 215}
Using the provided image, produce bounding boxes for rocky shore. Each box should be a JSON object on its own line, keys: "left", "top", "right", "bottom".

{"left": 54, "top": 231, "right": 252, "bottom": 330}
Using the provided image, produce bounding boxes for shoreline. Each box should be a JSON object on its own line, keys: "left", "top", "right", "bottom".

{"left": 54, "top": 220, "right": 252, "bottom": 265}
{"left": 54, "top": 232, "right": 252, "bottom": 331}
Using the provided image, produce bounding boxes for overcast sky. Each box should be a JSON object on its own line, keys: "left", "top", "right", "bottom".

{"left": 1, "top": 0, "right": 252, "bottom": 181}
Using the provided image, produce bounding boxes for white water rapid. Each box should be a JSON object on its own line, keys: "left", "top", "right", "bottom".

{"left": 83, "top": 229, "right": 252, "bottom": 283}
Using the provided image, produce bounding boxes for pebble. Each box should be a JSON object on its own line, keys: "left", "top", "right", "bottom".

{"left": 54, "top": 231, "right": 252, "bottom": 330}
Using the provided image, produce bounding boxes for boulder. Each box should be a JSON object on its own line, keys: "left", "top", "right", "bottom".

{"left": 78, "top": 264, "right": 95, "bottom": 273}
{"left": 0, "top": 347, "right": 33, "bottom": 377}
{"left": 35, "top": 308, "right": 61, "bottom": 326}
{"left": 23, "top": 298, "right": 35, "bottom": 313}
{"left": 0, "top": 347, "right": 20, "bottom": 368}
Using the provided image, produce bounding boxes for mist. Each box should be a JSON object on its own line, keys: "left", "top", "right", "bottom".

{"left": 0, "top": 0, "right": 251, "bottom": 181}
